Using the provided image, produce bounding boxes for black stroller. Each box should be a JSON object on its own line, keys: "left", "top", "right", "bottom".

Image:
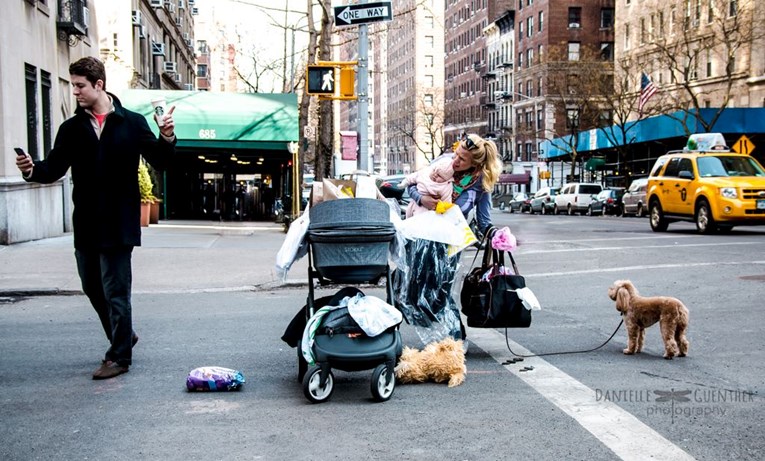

{"left": 298, "top": 198, "right": 402, "bottom": 403}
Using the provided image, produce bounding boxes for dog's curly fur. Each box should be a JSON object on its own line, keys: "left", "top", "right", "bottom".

{"left": 394, "top": 337, "right": 466, "bottom": 387}
{"left": 608, "top": 280, "right": 690, "bottom": 359}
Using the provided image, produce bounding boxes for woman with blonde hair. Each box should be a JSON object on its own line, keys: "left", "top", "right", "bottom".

{"left": 411, "top": 133, "right": 501, "bottom": 234}
{"left": 397, "top": 134, "right": 502, "bottom": 346}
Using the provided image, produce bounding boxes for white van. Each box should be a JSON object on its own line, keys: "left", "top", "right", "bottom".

{"left": 553, "top": 182, "right": 603, "bottom": 215}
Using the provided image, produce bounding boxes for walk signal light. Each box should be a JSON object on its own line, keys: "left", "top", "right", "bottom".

{"left": 306, "top": 65, "right": 335, "bottom": 95}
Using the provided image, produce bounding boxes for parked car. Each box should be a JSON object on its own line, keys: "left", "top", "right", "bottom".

{"left": 553, "top": 183, "right": 603, "bottom": 215}
{"left": 588, "top": 187, "right": 626, "bottom": 216}
{"left": 647, "top": 133, "right": 765, "bottom": 234}
{"left": 508, "top": 192, "right": 531, "bottom": 213}
{"left": 529, "top": 187, "right": 559, "bottom": 214}
{"left": 622, "top": 177, "right": 648, "bottom": 217}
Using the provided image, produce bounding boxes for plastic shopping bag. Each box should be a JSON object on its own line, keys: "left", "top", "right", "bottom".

{"left": 397, "top": 205, "right": 477, "bottom": 256}
{"left": 274, "top": 205, "right": 310, "bottom": 281}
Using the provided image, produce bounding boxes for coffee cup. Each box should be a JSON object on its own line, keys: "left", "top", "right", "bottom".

{"left": 151, "top": 97, "right": 167, "bottom": 127}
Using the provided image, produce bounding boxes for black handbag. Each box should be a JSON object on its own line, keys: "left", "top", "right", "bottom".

{"left": 460, "top": 228, "right": 532, "bottom": 328}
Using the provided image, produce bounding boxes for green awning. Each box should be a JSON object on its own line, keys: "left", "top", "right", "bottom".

{"left": 116, "top": 90, "right": 299, "bottom": 150}
{"left": 585, "top": 157, "right": 607, "bottom": 171}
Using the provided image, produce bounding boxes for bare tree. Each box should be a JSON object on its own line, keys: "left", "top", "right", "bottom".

{"left": 642, "top": 0, "right": 763, "bottom": 133}
{"left": 388, "top": 87, "right": 446, "bottom": 164}
{"left": 544, "top": 44, "right": 612, "bottom": 181}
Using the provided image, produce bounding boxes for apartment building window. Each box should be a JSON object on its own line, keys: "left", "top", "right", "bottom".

{"left": 538, "top": 44, "right": 543, "bottom": 61}
{"left": 729, "top": 0, "right": 737, "bottom": 17}
{"left": 599, "top": 110, "right": 613, "bottom": 128}
{"left": 537, "top": 77, "right": 543, "bottom": 96}
{"left": 425, "top": 15, "right": 434, "bottom": 27}
{"left": 537, "top": 109, "right": 543, "bottom": 130}
{"left": 525, "top": 143, "right": 533, "bottom": 160}
{"left": 425, "top": 35, "right": 433, "bottom": 48}
{"left": 527, "top": 48, "right": 533, "bottom": 67}
{"left": 518, "top": 20, "right": 523, "bottom": 40}
{"left": 425, "top": 55, "right": 433, "bottom": 68}
{"left": 539, "top": 11, "right": 543, "bottom": 32}
{"left": 527, "top": 16, "right": 533, "bottom": 37}
{"left": 649, "top": 14, "right": 655, "bottom": 41}
{"left": 706, "top": 49, "right": 712, "bottom": 77}
{"left": 727, "top": 55, "right": 735, "bottom": 75}
{"left": 425, "top": 74, "right": 434, "bottom": 87}
{"left": 568, "top": 7, "right": 582, "bottom": 28}
{"left": 526, "top": 80, "right": 532, "bottom": 97}
{"left": 600, "top": 42, "right": 614, "bottom": 61}
{"left": 197, "top": 63, "right": 208, "bottom": 78}
{"left": 518, "top": 51, "right": 523, "bottom": 68}
{"left": 640, "top": 18, "right": 646, "bottom": 44}
{"left": 625, "top": 24, "right": 631, "bottom": 49}
{"left": 601, "top": 8, "right": 614, "bottom": 28}
{"left": 669, "top": 8, "right": 676, "bottom": 34}
{"left": 568, "top": 42, "right": 580, "bottom": 61}
{"left": 41, "top": 70, "right": 52, "bottom": 155}
{"left": 659, "top": 11, "right": 665, "bottom": 36}
{"left": 25, "top": 64, "right": 38, "bottom": 159}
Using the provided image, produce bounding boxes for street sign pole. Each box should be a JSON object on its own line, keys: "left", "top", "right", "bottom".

{"left": 358, "top": 0, "right": 369, "bottom": 172}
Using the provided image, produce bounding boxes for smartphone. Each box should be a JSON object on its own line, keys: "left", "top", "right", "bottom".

{"left": 14, "top": 147, "right": 28, "bottom": 158}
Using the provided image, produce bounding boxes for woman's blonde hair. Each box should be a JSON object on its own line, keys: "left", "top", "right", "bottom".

{"left": 461, "top": 134, "right": 501, "bottom": 192}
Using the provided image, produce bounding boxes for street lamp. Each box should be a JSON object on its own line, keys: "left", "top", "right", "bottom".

{"left": 288, "top": 141, "right": 299, "bottom": 217}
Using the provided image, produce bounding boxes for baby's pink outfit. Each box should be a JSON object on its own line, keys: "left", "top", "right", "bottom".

{"left": 404, "top": 168, "right": 452, "bottom": 218}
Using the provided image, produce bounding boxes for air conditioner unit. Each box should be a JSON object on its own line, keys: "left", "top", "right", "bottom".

{"left": 188, "top": 0, "right": 195, "bottom": 5}
{"left": 459, "top": 92, "right": 467, "bottom": 98}
{"left": 138, "top": 25, "right": 146, "bottom": 39}
{"left": 151, "top": 42, "right": 166, "bottom": 56}
{"left": 167, "top": 3, "right": 176, "bottom": 14}
{"left": 176, "top": 17, "right": 183, "bottom": 27}
{"left": 186, "top": 39, "right": 194, "bottom": 48}
{"left": 191, "top": 7, "right": 199, "bottom": 15}
{"left": 164, "top": 61, "right": 178, "bottom": 73}
{"left": 174, "top": 73, "right": 182, "bottom": 83}
{"left": 150, "top": 0, "right": 162, "bottom": 7}
{"left": 569, "top": 22, "right": 580, "bottom": 28}
{"left": 184, "top": 83, "right": 194, "bottom": 91}
{"left": 183, "top": 32, "right": 190, "bottom": 40}
{"left": 131, "top": 10, "right": 142, "bottom": 26}
{"left": 178, "top": 0, "right": 185, "bottom": 9}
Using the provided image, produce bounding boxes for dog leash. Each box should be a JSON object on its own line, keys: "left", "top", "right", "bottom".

{"left": 502, "top": 317, "right": 624, "bottom": 358}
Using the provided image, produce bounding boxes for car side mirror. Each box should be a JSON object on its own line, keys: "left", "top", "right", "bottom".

{"left": 678, "top": 170, "right": 694, "bottom": 180}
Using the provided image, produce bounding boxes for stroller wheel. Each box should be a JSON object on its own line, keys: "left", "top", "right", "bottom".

{"left": 303, "top": 366, "right": 334, "bottom": 403}
{"left": 371, "top": 363, "right": 395, "bottom": 402}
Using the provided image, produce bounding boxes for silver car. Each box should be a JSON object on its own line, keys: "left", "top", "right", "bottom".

{"left": 622, "top": 177, "right": 648, "bottom": 217}
{"left": 530, "top": 187, "right": 559, "bottom": 214}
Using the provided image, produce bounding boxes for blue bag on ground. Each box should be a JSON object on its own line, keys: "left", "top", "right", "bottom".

{"left": 186, "top": 366, "right": 245, "bottom": 391}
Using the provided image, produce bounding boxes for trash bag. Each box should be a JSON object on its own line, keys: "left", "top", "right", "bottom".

{"left": 393, "top": 239, "right": 462, "bottom": 344}
{"left": 186, "top": 366, "right": 245, "bottom": 392}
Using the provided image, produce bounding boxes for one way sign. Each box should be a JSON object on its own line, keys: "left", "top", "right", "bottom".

{"left": 334, "top": 1, "right": 393, "bottom": 27}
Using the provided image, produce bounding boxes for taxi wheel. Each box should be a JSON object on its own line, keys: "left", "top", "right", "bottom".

{"left": 649, "top": 200, "right": 668, "bottom": 232}
{"left": 695, "top": 199, "right": 718, "bottom": 234}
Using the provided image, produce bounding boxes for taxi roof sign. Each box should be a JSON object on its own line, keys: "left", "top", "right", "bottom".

{"left": 684, "top": 133, "right": 729, "bottom": 152}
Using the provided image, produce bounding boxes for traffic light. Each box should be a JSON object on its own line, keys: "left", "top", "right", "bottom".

{"left": 306, "top": 65, "right": 335, "bottom": 95}
{"left": 339, "top": 68, "right": 355, "bottom": 97}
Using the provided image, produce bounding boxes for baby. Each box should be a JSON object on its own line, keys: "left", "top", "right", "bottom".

{"left": 399, "top": 162, "right": 454, "bottom": 218}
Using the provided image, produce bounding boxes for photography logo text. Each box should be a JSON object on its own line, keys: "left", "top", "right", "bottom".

{"left": 595, "top": 387, "right": 755, "bottom": 424}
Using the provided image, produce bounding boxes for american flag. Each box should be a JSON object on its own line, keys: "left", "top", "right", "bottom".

{"left": 638, "top": 72, "right": 658, "bottom": 113}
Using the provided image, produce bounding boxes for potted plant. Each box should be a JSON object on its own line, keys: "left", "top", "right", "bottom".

{"left": 138, "top": 161, "right": 156, "bottom": 227}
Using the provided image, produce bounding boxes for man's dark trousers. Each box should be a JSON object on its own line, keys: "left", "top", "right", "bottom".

{"left": 75, "top": 247, "right": 134, "bottom": 366}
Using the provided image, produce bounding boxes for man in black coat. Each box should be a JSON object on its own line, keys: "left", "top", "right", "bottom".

{"left": 15, "top": 57, "right": 176, "bottom": 380}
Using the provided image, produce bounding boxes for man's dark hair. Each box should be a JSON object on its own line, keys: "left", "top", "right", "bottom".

{"left": 69, "top": 57, "right": 107, "bottom": 90}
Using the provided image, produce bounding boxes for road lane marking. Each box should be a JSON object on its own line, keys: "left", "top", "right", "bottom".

{"left": 519, "top": 241, "right": 763, "bottom": 255}
{"left": 469, "top": 328, "right": 697, "bottom": 461}
{"left": 523, "top": 260, "right": 765, "bottom": 278}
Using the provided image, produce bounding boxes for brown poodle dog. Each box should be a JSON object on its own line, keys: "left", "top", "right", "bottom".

{"left": 608, "top": 280, "right": 690, "bottom": 359}
{"left": 394, "top": 337, "right": 466, "bottom": 387}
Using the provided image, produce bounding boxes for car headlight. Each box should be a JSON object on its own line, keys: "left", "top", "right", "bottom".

{"left": 719, "top": 187, "right": 738, "bottom": 199}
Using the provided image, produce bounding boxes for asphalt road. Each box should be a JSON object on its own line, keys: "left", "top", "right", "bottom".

{"left": 0, "top": 212, "right": 763, "bottom": 460}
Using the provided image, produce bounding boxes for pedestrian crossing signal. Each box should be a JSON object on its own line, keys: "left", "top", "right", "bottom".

{"left": 306, "top": 66, "right": 335, "bottom": 95}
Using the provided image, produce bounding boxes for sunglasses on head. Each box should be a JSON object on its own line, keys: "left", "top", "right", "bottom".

{"left": 464, "top": 136, "right": 479, "bottom": 151}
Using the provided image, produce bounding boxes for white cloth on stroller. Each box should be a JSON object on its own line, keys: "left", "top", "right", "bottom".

{"left": 347, "top": 294, "right": 402, "bottom": 337}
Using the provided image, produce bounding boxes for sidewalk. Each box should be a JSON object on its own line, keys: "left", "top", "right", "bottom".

{"left": 0, "top": 220, "right": 307, "bottom": 296}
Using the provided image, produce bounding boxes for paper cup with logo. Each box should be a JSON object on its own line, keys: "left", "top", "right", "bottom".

{"left": 151, "top": 97, "right": 167, "bottom": 127}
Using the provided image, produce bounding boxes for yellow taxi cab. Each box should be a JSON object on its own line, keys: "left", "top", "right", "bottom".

{"left": 646, "top": 133, "right": 765, "bottom": 233}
